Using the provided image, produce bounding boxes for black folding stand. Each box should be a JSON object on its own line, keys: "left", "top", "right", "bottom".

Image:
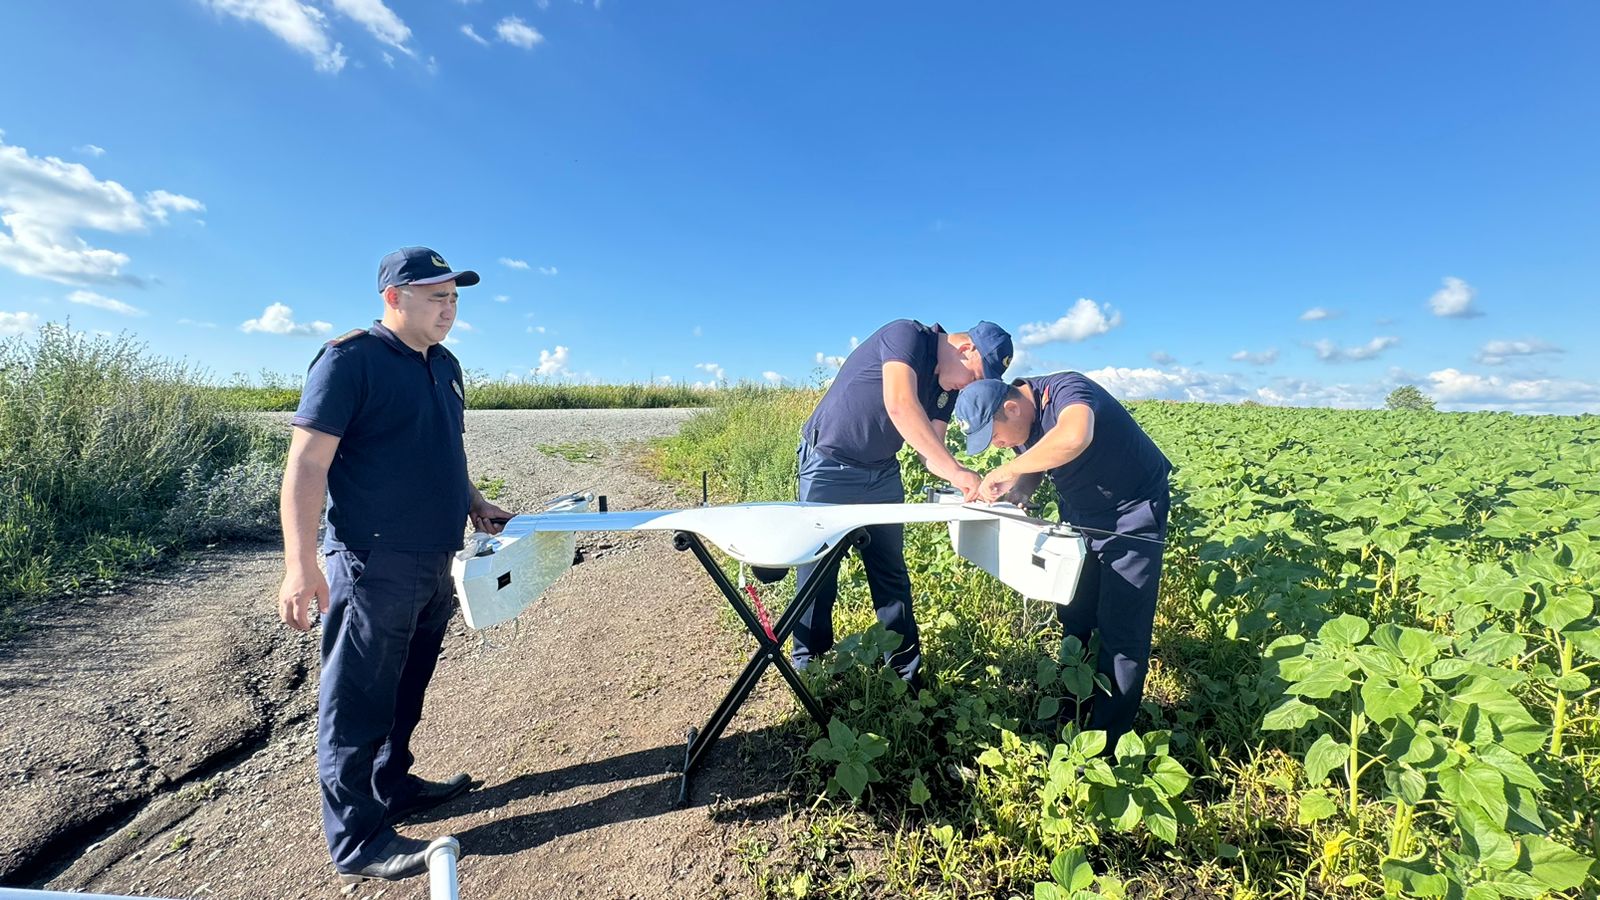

{"left": 671, "top": 526, "right": 870, "bottom": 805}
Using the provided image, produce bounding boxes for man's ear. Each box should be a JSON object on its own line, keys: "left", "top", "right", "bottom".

{"left": 382, "top": 286, "right": 400, "bottom": 310}
{"left": 1003, "top": 398, "right": 1022, "bottom": 420}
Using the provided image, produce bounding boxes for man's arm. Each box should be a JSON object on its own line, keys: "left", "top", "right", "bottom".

{"left": 882, "top": 361, "right": 980, "bottom": 499}
{"left": 279, "top": 425, "right": 340, "bottom": 631}
{"left": 978, "top": 404, "right": 1095, "bottom": 501}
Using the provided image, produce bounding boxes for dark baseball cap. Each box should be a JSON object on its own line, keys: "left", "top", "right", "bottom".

{"left": 952, "top": 379, "right": 1011, "bottom": 455}
{"left": 966, "top": 321, "right": 1014, "bottom": 380}
{"left": 377, "top": 246, "right": 480, "bottom": 292}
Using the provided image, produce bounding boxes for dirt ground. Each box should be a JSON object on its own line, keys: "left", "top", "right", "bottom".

{"left": 0, "top": 409, "right": 808, "bottom": 899}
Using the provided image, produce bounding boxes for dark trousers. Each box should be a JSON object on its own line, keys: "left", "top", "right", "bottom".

{"left": 318, "top": 548, "right": 454, "bottom": 869}
{"left": 1056, "top": 489, "right": 1169, "bottom": 748}
{"left": 791, "top": 442, "right": 921, "bottom": 681}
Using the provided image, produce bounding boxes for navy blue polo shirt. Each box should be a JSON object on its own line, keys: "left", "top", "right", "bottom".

{"left": 1015, "top": 372, "right": 1171, "bottom": 517}
{"left": 802, "top": 320, "right": 958, "bottom": 469}
{"left": 291, "top": 321, "right": 471, "bottom": 553}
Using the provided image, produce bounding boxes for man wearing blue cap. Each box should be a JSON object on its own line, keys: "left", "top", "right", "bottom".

{"left": 793, "top": 320, "right": 1013, "bottom": 687}
{"left": 278, "top": 246, "right": 511, "bottom": 883}
{"left": 952, "top": 373, "right": 1170, "bottom": 747}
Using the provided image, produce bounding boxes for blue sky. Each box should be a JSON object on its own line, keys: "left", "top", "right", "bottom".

{"left": 2, "top": 1, "right": 1597, "bottom": 412}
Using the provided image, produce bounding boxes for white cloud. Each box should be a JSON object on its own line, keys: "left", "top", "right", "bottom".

{"left": 1149, "top": 350, "right": 1176, "bottom": 367}
{"left": 493, "top": 294, "right": 510, "bottom": 303}
{"left": 535, "top": 345, "right": 571, "bottom": 376}
{"left": 1313, "top": 336, "right": 1399, "bottom": 363}
{"left": 143, "top": 190, "right": 205, "bottom": 223}
{"left": 815, "top": 351, "right": 846, "bottom": 369}
{"left": 1230, "top": 348, "right": 1279, "bottom": 366}
{"left": 499, "top": 257, "right": 529, "bottom": 269}
{"left": 460, "top": 24, "right": 489, "bottom": 46}
{"left": 495, "top": 15, "right": 545, "bottom": 49}
{"left": 1017, "top": 298, "right": 1121, "bottom": 347}
{"left": 380, "top": 51, "right": 395, "bottom": 67}
{"left": 75, "top": 144, "right": 106, "bottom": 158}
{"left": 0, "top": 311, "right": 40, "bottom": 336}
{"left": 66, "top": 289, "right": 145, "bottom": 317}
{"left": 1426, "top": 368, "right": 1600, "bottom": 414}
{"left": 199, "top": 0, "right": 347, "bottom": 73}
{"left": 177, "top": 318, "right": 217, "bottom": 328}
{"left": 525, "top": 324, "right": 546, "bottom": 334}
{"left": 1300, "top": 307, "right": 1338, "bottom": 321}
{"left": 1475, "top": 339, "right": 1563, "bottom": 366}
{"left": 657, "top": 375, "right": 672, "bottom": 384}
{"left": 538, "top": 265, "right": 557, "bottom": 275}
{"left": 695, "top": 361, "right": 726, "bottom": 382}
{"left": 1253, "top": 376, "right": 1390, "bottom": 410}
{"left": 1081, "top": 365, "right": 1251, "bottom": 404}
{"left": 849, "top": 336, "right": 860, "bottom": 350}
{"left": 454, "top": 320, "right": 474, "bottom": 332}
{"left": 1428, "top": 276, "right": 1481, "bottom": 318}
{"left": 762, "top": 371, "right": 783, "bottom": 384}
{"left": 0, "top": 135, "right": 202, "bottom": 286}
{"left": 240, "top": 302, "right": 331, "bottom": 336}
{"left": 326, "top": 0, "right": 412, "bottom": 54}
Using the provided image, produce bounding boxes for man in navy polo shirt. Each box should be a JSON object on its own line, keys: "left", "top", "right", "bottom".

{"left": 793, "top": 320, "right": 1013, "bottom": 687}
{"left": 278, "top": 246, "right": 511, "bottom": 884}
{"left": 953, "top": 373, "right": 1171, "bottom": 748}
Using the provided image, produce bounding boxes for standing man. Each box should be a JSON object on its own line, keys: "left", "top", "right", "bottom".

{"left": 793, "top": 320, "right": 1013, "bottom": 688}
{"left": 953, "top": 373, "right": 1171, "bottom": 748}
{"left": 278, "top": 246, "right": 511, "bottom": 884}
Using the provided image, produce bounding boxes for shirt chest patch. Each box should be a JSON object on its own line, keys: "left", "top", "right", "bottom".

{"left": 451, "top": 379, "right": 464, "bottom": 402}
{"left": 936, "top": 391, "right": 950, "bottom": 409}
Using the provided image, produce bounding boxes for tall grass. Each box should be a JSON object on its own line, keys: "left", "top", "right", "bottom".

{"left": 206, "top": 370, "right": 800, "bottom": 412}
{"left": 0, "top": 325, "right": 286, "bottom": 623}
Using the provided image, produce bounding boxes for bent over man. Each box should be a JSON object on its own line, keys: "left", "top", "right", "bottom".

{"left": 278, "top": 246, "right": 511, "bottom": 884}
{"left": 954, "top": 373, "right": 1171, "bottom": 747}
{"left": 793, "top": 319, "right": 1013, "bottom": 688}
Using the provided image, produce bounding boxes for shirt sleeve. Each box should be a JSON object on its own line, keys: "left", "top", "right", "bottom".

{"left": 291, "top": 347, "right": 362, "bottom": 437}
{"left": 876, "top": 320, "right": 925, "bottom": 367}
{"left": 1050, "top": 373, "right": 1100, "bottom": 414}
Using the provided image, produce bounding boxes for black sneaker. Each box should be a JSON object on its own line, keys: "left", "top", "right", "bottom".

{"left": 337, "top": 833, "right": 432, "bottom": 884}
{"left": 383, "top": 773, "right": 473, "bottom": 826}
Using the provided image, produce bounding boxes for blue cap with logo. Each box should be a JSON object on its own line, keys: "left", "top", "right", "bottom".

{"left": 952, "top": 379, "right": 1012, "bottom": 455}
{"left": 377, "top": 246, "right": 480, "bottom": 292}
{"left": 965, "top": 321, "right": 1014, "bottom": 380}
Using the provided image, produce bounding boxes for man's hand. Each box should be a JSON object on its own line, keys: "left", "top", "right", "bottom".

{"left": 470, "top": 497, "right": 513, "bottom": 535}
{"left": 979, "top": 466, "right": 1019, "bottom": 503}
{"left": 279, "top": 565, "right": 329, "bottom": 632}
{"left": 949, "top": 467, "right": 983, "bottom": 501}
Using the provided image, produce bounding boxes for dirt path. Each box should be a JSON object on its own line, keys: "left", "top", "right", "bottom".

{"left": 1, "top": 409, "right": 805, "bottom": 899}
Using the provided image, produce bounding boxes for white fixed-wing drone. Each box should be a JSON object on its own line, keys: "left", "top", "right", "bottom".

{"left": 453, "top": 489, "right": 1085, "bottom": 629}
{"left": 449, "top": 488, "right": 1087, "bottom": 802}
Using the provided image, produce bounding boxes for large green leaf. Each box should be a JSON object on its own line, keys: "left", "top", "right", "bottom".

{"left": 1534, "top": 590, "right": 1593, "bottom": 633}
{"left": 1297, "top": 789, "right": 1337, "bottom": 824}
{"left": 1262, "top": 698, "right": 1321, "bottom": 731}
{"left": 1049, "top": 847, "right": 1096, "bottom": 892}
{"left": 1381, "top": 854, "right": 1449, "bottom": 897}
{"left": 1147, "top": 754, "right": 1191, "bottom": 796}
{"left": 1362, "top": 674, "right": 1425, "bottom": 722}
{"left": 1318, "top": 614, "right": 1371, "bottom": 647}
{"left": 1439, "top": 761, "right": 1509, "bottom": 826}
{"left": 1516, "top": 835, "right": 1596, "bottom": 891}
{"left": 1457, "top": 805, "right": 1519, "bottom": 871}
{"left": 1303, "top": 733, "right": 1350, "bottom": 786}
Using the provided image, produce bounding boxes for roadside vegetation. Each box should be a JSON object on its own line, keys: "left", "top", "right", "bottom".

{"left": 207, "top": 370, "right": 792, "bottom": 411}
{"left": 0, "top": 325, "right": 285, "bottom": 632}
{"left": 652, "top": 393, "right": 1600, "bottom": 898}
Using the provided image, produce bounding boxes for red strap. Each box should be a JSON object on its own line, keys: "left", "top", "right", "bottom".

{"left": 745, "top": 584, "right": 777, "bottom": 643}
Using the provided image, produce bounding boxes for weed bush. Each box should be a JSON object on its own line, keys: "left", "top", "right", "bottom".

{"left": 0, "top": 325, "right": 286, "bottom": 621}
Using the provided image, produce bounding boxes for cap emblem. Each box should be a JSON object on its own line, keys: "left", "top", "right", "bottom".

{"left": 1002, "top": 355, "right": 1012, "bottom": 368}
{"left": 431, "top": 255, "right": 447, "bottom": 268}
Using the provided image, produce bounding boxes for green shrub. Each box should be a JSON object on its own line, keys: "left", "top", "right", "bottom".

{"left": 0, "top": 324, "right": 286, "bottom": 621}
